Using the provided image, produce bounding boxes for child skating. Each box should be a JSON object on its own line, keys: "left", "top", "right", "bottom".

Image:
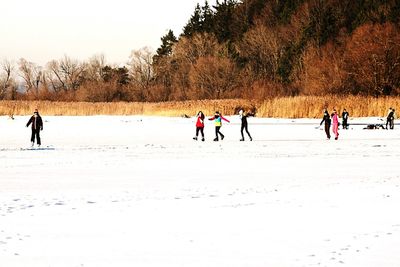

{"left": 331, "top": 109, "right": 340, "bottom": 140}
{"left": 193, "top": 111, "right": 205, "bottom": 141}
{"left": 239, "top": 109, "right": 253, "bottom": 141}
{"left": 209, "top": 111, "right": 230, "bottom": 141}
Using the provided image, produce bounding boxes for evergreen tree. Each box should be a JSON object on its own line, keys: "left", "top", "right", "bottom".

{"left": 212, "top": 0, "right": 238, "bottom": 42}
{"left": 183, "top": 4, "right": 203, "bottom": 37}
{"left": 153, "top": 30, "right": 178, "bottom": 64}
{"left": 201, "top": 1, "right": 215, "bottom": 33}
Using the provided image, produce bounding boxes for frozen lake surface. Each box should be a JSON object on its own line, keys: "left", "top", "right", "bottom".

{"left": 1, "top": 115, "right": 400, "bottom": 267}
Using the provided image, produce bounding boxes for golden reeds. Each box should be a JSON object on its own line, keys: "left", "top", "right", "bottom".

{"left": 0, "top": 96, "right": 399, "bottom": 118}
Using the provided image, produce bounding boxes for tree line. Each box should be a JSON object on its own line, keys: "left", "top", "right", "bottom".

{"left": 1, "top": 0, "right": 400, "bottom": 102}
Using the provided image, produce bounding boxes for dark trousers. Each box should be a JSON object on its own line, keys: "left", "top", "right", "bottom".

{"left": 215, "top": 126, "right": 224, "bottom": 140}
{"left": 241, "top": 124, "right": 252, "bottom": 139}
{"left": 325, "top": 123, "right": 331, "bottom": 139}
{"left": 31, "top": 129, "right": 41, "bottom": 145}
{"left": 386, "top": 119, "right": 394, "bottom": 129}
{"left": 196, "top": 127, "right": 204, "bottom": 138}
{"left": 342, "top": 119, "right": 348, "bottom": 129}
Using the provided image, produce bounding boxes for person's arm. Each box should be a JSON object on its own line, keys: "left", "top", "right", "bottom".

{"left": 221, "top": 116, "right": 230, "bottom": 123}
{"left": 208, "top": 116, "right": 215, "bottom": 121}
{"left": 39, "top": 117, "right": 43, "bottom": 130}
{"left": 320, "top": 116, "right": 325, "bottom": 126}
{"left": 26, "top": 117, "right": 32, "bottom": 127}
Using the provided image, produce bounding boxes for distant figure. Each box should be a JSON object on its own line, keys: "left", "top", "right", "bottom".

{"left": 26, "top": 109, "right": 43, "bottom": 147}
{"left": 390, "top": 109, "right": 396, "bottom": 129}
{"left": 209, "top": 111, "right": 230, "bottom": 141}
{"left": 193, "top": 111, "right": 205, "bottom": 141}
{"left": 331, "top": 109, "right": 340, "bottom": 140}
{"left": 239, "top": 109, "right": 253, "bottom": 141}
{"left": 386, "top": 108, "right": 395, "bottom": 130}
{"left": 320, "top": 108, "right": 331, "bottom": 139}
{"left": 342, "top": 109, "right": 349, "bottom": 129}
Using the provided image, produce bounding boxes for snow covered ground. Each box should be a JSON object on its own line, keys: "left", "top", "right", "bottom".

{"left": 1, "top": 115, "right": 400, "bottom": 267}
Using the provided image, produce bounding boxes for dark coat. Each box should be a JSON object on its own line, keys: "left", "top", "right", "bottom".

{"left": 240, "top": 113, "right": 254, "bottom": 126}
{"left": 27, "top": 115, "right": 43, "bottom": 130}
{"left": 320, "top": 111, "right": 331, "bottom": 126}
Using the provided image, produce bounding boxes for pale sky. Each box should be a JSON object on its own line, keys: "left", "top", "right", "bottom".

{"left": 0, "top": 0, "right": 215, "bottom": 66}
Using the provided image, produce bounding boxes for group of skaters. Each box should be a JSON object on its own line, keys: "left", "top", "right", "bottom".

{"left": 193, "top": 109, "right": 253, "bottom": 142}
{"left": 320, "top": 107, "right": 396, "bottom": 140}
{"left": 320, "top": 108, "right": 349, "bottom": 140}
{"left": 24, "top": 107, "right": 396, "bottom": 146}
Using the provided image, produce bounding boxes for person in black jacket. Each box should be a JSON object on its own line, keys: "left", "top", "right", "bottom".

{"left": 341, "top": 109, "right": 349, "bottom": 129}
{"left": 239, "top": 109, "right": 253, "bottom": 141}
{"left": 320, "top": 108, "right": 331, "bottom": 139}
{"left": 26, "top": 109, "right": 43, "bottom": 147}
{"left": 386, "top": 108, "right": 395, "bottom": 130}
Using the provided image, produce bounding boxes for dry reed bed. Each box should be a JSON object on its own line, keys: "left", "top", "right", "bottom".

{"left": 0, "top": 96, "right": 399, "bottom": 118}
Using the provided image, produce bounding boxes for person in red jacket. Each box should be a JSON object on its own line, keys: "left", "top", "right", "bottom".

{"left": 193, "top": 111, "right": 205, "bottom": 141}
{"left": 208, "top": 111, "right": 230, "bottom": 141}
{"left": 26, "top": 109, "right": 43, "bottom": 147}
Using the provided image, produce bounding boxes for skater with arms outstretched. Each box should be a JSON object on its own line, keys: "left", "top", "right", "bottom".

{"left": 209, "top": 111, "right": 230, "bottom": 141}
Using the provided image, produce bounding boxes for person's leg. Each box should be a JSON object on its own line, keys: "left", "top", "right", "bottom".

{"left": 334, "top": 124, "right": 339, "bottom": 139}
{"left": 200, "top": 127, "right": 204, "bottom": 138}
{"left": 31, "top": 129, "right": 35, "bottom": 144}
{"left": 240, "top": 124, "right": 245, "bottom": 140}
{"left": 194, "top": 127, "right": 199, "bottom": 140}
{"left": 325, "top": 123, "right": 331, "bottom": 139}
{"left": 245, "top": 124, "right": 252, "bottom": 140}
{"left": 214, "top": 127, "right": 219, "bottom": 141}
{"left": 219, "top": 127, "right": 224, "bottom": 140}
{"left": 36, "top": 130, "right": 41, "bottom": 145}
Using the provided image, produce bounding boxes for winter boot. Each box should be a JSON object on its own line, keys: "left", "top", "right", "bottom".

{"left": 240, "top": 138, "right": 244, "bottom": 141}
{"left": 193, "top": 137, "right": 198, "bottom": 140}
{"left": 213, "top": 138, "right": 219, "bottom": 142}
{"left": 201, "top": 138, "right": 205, "bottom": 141}
{"left": 221, "top": 135, "right": 225, "bottom": 140}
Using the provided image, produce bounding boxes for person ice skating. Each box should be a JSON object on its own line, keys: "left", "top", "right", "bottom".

{"left": 26, "top": 109, "right": 43, "bottom": 147}
{"left": 320, "top": 108, "right": 331, "bottom": 139}
{"left": 239, "top": 109, "right": 253, "bottom": 141}
{"left": 209, "top": 111, "right": 230, "bottom": 141}
{"left": 331, "top": 109, "right": 340, "bottom": 140}
{"left": 386, "top": 108, "right": 395, "bottom": 130}
{"left": 391, "top": 109, "right": 396, "bottom": 129}
{"left": 342, "top": 109, "right": 349, "bottom": 129}
{"left": 193, "top": 111, "right": 205, "bottom": 141}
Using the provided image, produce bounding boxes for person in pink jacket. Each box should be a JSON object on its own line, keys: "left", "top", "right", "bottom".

{"left": 331, "top": 109, "right": 340, "bottom": 140}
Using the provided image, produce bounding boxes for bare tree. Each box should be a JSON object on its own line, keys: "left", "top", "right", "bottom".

{"left": 0, "top": 59, "right": 15, "bottom": 99}
{"left": 237, "top": 23, "right": 286, "bottom": 82}
{"left": 86, "top": 54, "right": 106, "bottom": 81}
{"left": 128, "top": 47, "right": 154, "bottom": 99}
{"left": 46, "top": 56, "right": 86, "bottom": 92}
{"left": 18, "top": 58, "right": 42, "bottom": 95}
